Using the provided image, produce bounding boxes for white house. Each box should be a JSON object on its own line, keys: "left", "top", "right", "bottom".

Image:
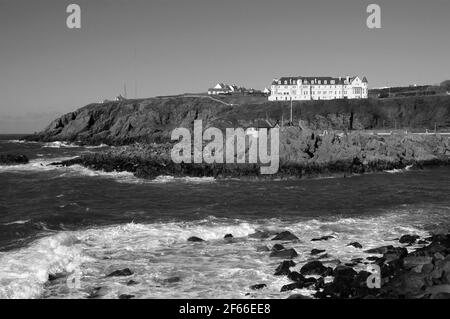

{"left": 268, "top": 76, "right": 368, "bottom": 101}
{"left": 208, "top": 83, "right": 239, "bottom": 95}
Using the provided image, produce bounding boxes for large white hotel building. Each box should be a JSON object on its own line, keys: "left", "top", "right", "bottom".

{"left": 268, "top": 75, "right": 368, "bottom": 101}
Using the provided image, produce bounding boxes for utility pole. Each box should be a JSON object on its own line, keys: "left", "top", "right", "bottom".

{"left": 290, "top": 97, "right": 293, "bottom": 125}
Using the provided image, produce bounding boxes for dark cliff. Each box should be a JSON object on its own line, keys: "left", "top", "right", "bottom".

{"left": 26, "top": 95, "right": 450, "bottom": 145}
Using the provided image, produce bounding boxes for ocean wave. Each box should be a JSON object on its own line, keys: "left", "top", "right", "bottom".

{"left": 0, "top": 211, "right": 435, "bottom": 299}
{"left": 385, "top": 165, "right": 413, "bottom": 174}
{"left": 2, "top": 219, "right": 31, "bottom": 226}
{"left": 0, "top": 157, "right": 79, "bottom": 173}
{"left": 0, "top": 233, "right": 89, "bottom": 299}
{"left": 43, "top": 141, "right": 79, "bottom": 148}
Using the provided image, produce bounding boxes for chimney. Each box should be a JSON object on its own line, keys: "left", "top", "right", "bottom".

{"left": 346, "top": 75, "right": 350, "bottom": 83}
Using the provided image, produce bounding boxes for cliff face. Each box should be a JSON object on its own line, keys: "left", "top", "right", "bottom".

{"left": 27, "top": 95, "right": 450, "bottom": 145}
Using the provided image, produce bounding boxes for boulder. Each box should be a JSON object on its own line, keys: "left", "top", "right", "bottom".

{"left": 270, "top": 248, "right": 298, "bottom": 259}
{"left": 250, "top": 284, "right": 267, "bottom": 290}
{"left": 256, "top": 245, "right": 270, "bottom": 252}
{"left": 333, "top": 265, "right": 358, "bottom": 278}
{"left": 118, "top": 294, "right": 135, "bottom": 299}
{"left": 280, "top": 282, "right": 303, "bottom": 292}
{"left": 248, "top": 231, "right": 271, "bottom": 239}
{"left": 300, "top": 261, "right": 328, "bottom": 276}
{"left": 274, "top": 260, "right": 296, "bottom": 276}
{"left": 347, "top": 242, "right": 363, "bottom": 249}
{"left": 302, "top": 277, "right": 317, "bottom": 287}
{"left": 126, "top": 280, "right": 138, "bottom": 286}
{"left": 272, "top": 231, "right": 299, "bottom": 241}
{"left": 187, "top": 236, "right": 204, "bottom": 242}
{"left": 403, "top": 256, "right": 433, "bottom": 269}
{"left": 162, "top": 276, "right": 181, "bottom": 284}
{"left": 311, "top": 249, "right": 326, "bottom": 256}
{"left": 399, "top": 234, "right": 420, "bottom": 244}
{"left": 311, "top": 235, "right": 335, "bottom": 242}
{"left": 106, "top": 268, "right": 133, "bottom": 277}
{"left": 271, "top": 244, "right": 285, "bottom": 252}
{"left": 224, "top": 234, "right": 233, "bottom": 239}
{"left": 383, "top": 247, "right": 408, "bottom": 261}
{"left": 364, "top": 245, "right": 394, "bottom": 254}
{"left": 288, "top": 271, "right": 305, "bottom": 283}
{"left": 87, "top": 287, "right": 109, "bottom": 299}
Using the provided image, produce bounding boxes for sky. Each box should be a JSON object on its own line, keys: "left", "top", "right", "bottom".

{"left": 0, "top": 0, "right": 449, "bottom": 133}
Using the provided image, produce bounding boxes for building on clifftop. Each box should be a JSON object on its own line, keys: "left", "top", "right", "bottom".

{"left": 268, "top": 76, "right": 368, "bottom": 101}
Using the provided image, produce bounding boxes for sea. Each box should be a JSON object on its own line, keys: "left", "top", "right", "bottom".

{"left": 0, "top": 134, "right": 449, "bottom": 299}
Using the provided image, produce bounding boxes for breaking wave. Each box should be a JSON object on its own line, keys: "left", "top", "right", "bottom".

{"left": 0, "top": 211, "right": 435, "bottom": 299}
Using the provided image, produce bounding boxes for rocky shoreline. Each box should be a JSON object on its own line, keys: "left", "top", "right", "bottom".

{"left": 259, "top": 230, "right": 450, "bottom": 299}
{"left": 48, "top": 130, "right": 450, "bottom": 180}
{"left": 53, "top": 230, "right": 450, "bottom": 299}
{"left": 0, "top": 153, "right": 29, "bottom": 165}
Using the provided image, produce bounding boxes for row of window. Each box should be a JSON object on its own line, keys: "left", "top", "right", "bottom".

{"left": 279, "top": 79, "right": 350, "bottom": 85}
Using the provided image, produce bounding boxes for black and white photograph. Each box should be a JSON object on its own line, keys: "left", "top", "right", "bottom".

{"left": 0, "top": 0, "right": 450, "bottom": 306}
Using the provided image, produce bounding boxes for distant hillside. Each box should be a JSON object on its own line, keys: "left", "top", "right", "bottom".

{"left": 26, "top": 95, "right": 450, "bottom": 145}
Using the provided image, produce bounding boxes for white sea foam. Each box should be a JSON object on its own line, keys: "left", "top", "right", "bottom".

{"left": 0, "top": 211, "right": 432, "bottom": 299}
{"left": 385, "top": 165, "right": 413, "bottom": 174}
{"left": 2, "top": 219, "right": 31, "bottom": 226}
{"left": 43, "top": 141, "right": 79, "bottom": 148}
{"left": 0, "top": 233, "right": 90, "bottom": 299}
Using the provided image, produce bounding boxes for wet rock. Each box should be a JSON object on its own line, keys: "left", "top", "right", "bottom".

{"left": 256, "top": 245, "right": 270, "bottom": 252}
{"left": 383, "top": 247, "right": 408, "bottom": 262}
{"left": 126, "top": 280, "right": 139, "bottom": 286}
{"left": 364, "top": 245, "right": 394, "bottom": 254}
{"left": 248, "top": 231, "right": 271, "bottom": 239}
{"left": 333, "top": 265, "right": 358, "bottom": 279}
{"left": 287, "top": 294, "right": 312, "bottom": 299}
{"left": 87, "top": 287, "right": 109, "bottom": 299}
{"left": 250, "top": 284, "right": 267, "bottom": 290}
{"left": 366, "top": 256, "right": 379, "bottom": 261}
{"left": 300, "top": 261, "right": 328, "bottom": 276}
{"left": 315, "top": 277, "right": 325, "bottom": 290}
{"left": 399, "top": 234, "right": 420, "bottom": 244}
{"left": 317, "top": 253, "right": 330, "bottom": 259}
{"left": 288, "top": 271, "right": 305, "bottom": 283}
{"left": 347, "top": 242, "right": 363, "bottom": 249}
{"left": 0, "top": 153, "right": 29, "bottom": 165}
{"left": 224, "top": 234, "right": 233, "bottom": 239}
{"left": 280, "top": 282, "right": 303, "bottom": 292}
{"left": 434, "top": 252, "right": 445, "bottom": 260}
{"left": 311, "top": 235, "right": 335, "bottom": 242}
{"left": 119, "top": 294, "right": 135, "bottom": 299}
{"left": 272, "top": 231, "right": 299, "bottom": 241}
{"left": 48, "top": 273, "right": 67, "bottom": 282}
{"left": 311, "top": 249, "right": 326, "bottom": 256}
{"left": 106, "top": 268, "right": 133, "bottom": 277}
{"left": 403, "top": 256, "right": 433, "bottom": 269}
{"left": 162, "top": 276, "right": 181, "bottom": 284}
{"left": 351, "top": 258, "right": 364, "bottom": 263}
{"left": 274, "top": 260, "right": 296, "bottom": 276}
{"left": 271, "top": 244, "right": 285, "bottom": 252}
{"left": 187, "top": 236, "right": 205, "bottom": 242}
{"left": 270, "top": 248, "right": 298, "bottom": 259}
{"left": 302, "top": 277, "right": 317, "bottom": 287}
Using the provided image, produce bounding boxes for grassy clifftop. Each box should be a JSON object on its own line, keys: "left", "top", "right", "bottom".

{"left": 27, "top": 95, "right": 450, "bottom": 145}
